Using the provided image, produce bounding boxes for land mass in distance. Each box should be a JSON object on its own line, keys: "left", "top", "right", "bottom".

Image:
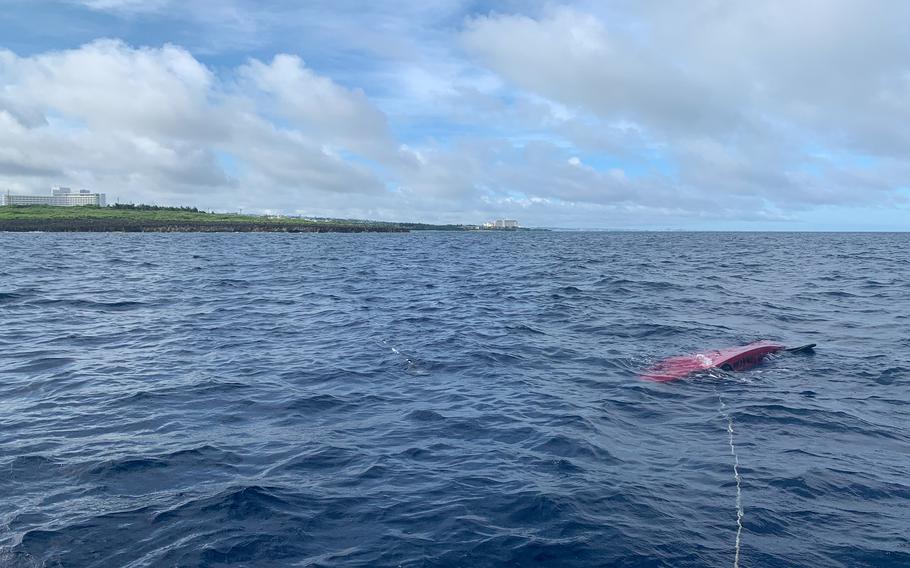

{"left": 0, "top": 205, "right": 484, "bottom": 233}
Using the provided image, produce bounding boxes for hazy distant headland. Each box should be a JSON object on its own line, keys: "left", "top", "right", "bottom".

{"left": 0, "top": 204, "right": 477, "bottom": 233}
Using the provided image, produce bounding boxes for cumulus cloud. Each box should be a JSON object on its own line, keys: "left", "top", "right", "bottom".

{"left": 78, "top": 0, "right": 171, "bottom": 11}
{"left": 462, "top": 2, "right": 910, "bottom": 214}
{"left": 238, "top": 54, "right": 395, "bottom": 161}
{"left": 0, "top": 40, "right": 390, "bottom": 209}
{"left": 1, "top": 1, "right": 909, "bottom": 228}
{"left": 4, "top": 40, "right": 221, "bottom": 139}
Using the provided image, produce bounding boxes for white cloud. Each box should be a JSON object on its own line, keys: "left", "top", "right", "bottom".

{"left": 77, "top": 0, "right": 172, "bottom": 13}
{"left": 238, "top": 54, "right": 393, "bottom": 160}
{"left": 6, "top": 40, "right": 221, "bottom": 140}
{"left": 462, "top": 2, "right": 910, "bottom": 212}
{"left": 0, "top": 40, "right": 389, "bottom": 209}
{"left": 2, "top": 2, "right": 909, "bottom": 228}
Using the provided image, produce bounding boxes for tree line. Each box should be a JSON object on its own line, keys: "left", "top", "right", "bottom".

{"left": 109, "top": 203, "right": 201, "bottom": 212}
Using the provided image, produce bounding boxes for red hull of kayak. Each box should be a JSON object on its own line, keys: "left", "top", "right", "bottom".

{"left": 641, "top": 341, "right": 786, "bottom": 382}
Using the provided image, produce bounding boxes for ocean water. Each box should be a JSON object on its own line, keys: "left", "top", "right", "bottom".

{"left": 1, "top": 231, "right": 908, "bottom": 568}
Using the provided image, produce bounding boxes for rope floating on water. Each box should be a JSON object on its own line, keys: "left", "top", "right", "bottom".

{"left": 718, "top": 393, "right": 744, "bottom": 568}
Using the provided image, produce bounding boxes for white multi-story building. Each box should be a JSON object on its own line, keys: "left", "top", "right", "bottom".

{"left": 483, "top": 219, "right": 519, "bottom": 229}
{"left": 2, "top": 186, "right": 106, "bottom": 207}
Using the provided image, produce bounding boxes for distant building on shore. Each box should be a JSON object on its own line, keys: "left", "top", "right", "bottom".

{"left": 482, "top": 219, "right": 519, "bottom": 229}
{"left": 2, "top": 186, "right": 107, "bottom": 207}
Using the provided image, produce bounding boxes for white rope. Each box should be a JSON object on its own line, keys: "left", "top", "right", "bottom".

{"left": 718, "top": 392, "right": 743, "bottom": 568}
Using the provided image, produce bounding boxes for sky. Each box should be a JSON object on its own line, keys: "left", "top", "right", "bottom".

{"left": 1, "top": 1, "right": 908, "bottom": 229}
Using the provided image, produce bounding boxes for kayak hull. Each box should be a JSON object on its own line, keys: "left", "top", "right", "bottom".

{"left": 641, "top": 341, "right": 786, "bottom": 382}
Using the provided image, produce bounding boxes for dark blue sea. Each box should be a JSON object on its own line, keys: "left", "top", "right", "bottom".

{"left": 1, "top": 231, "right": 908, "bottom": 568}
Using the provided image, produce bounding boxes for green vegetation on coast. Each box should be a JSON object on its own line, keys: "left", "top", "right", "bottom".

{"left": 0, "top": 204, "right": 470, "bottom": 233}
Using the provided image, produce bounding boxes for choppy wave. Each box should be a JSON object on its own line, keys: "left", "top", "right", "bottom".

{"left": 1, "top": 231, "right": 909, "bottom": 567}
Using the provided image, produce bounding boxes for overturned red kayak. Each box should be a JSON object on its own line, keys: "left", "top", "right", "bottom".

{"left": 641, "top": 341, "right": 815, "bottom": 382}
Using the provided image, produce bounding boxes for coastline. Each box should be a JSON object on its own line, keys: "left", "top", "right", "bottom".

{"left": 0, "top": 218, "right": 409, "bottom": 233}
{"left": 0, "top": 206, "right": 468, "bottom": 233}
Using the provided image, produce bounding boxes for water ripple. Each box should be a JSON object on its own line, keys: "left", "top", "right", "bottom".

{"left": 1, "top": 231, "right": 908, "bottom": 567}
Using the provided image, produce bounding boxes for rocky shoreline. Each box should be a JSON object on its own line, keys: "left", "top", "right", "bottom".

{"left": 0, "top": 218, "right": 409, "bottom": 233}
